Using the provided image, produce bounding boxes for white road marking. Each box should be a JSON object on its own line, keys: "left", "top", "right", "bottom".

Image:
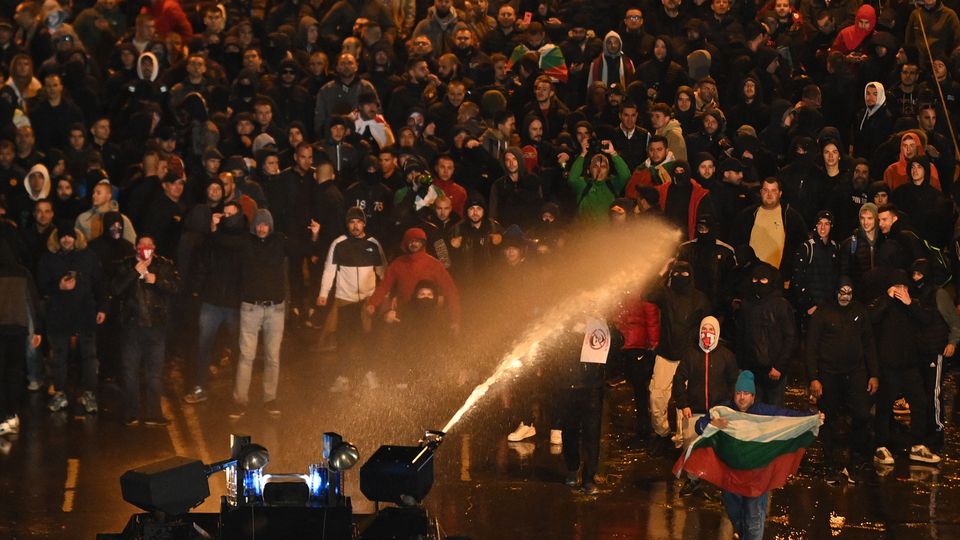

{"left": 62, "top": 458, "right": 79, "bottom": 512}
{"left": 161, "top": 397, "right": 189, "bottom": 456}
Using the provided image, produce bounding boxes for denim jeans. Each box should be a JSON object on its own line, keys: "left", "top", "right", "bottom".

{"left": 122, "top": 325, "right": 166, "bottom": 419}
{"left": 235, "top": 302, "right": 285, "bottom": 405}
{"left": 723, "top": 490, "right": 769, "bottom": 540}
{"left": 25, "top": 334, "right": 43, "bottom": 385}
{"left": 48, "top": 332, "right": 98, "bottom": 393}
{"left": 194, "top": 303, "right": 239, "bottom": 388}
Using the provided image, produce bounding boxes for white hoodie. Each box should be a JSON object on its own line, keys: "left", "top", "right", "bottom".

{"left": 23, "top": 163, "right": 50, "bottom": 201}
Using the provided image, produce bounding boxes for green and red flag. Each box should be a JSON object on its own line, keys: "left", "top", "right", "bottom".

{"left": 673, "top": 406, "right": 821, "bottom": 497}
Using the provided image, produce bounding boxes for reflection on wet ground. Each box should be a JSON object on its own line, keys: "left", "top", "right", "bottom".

{"left": 3, "top": 338, "right": 960, "bottom": 539}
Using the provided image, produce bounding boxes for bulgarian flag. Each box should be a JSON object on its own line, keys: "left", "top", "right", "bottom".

{"left": 672, "top": 406, "right": 821, "bottom": 497}
{"left": 507, "top": 43, "right": 569, "bottom": 84}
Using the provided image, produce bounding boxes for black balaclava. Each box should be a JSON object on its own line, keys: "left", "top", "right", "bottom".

{"left": 695, "top": 214, "right": 717, "bottom": 243}
{"left": 910, "top": 258, "right": 931, "bottom": 292}
{"left": 665, "top": 160, "right": 692, "bottom": 232}
{"left": 669, "top": 260, "right": 694, "bottom": 292}
{"left": 750, "top": 263, "right": 777, "bottom": 299}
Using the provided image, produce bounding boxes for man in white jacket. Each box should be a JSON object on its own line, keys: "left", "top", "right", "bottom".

{"left": 315, "top": 207, "right": 387, "bottom": 356}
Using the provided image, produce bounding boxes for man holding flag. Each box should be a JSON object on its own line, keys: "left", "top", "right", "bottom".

{"left": 675, "top": 371, "right": 823, "bottom": 540}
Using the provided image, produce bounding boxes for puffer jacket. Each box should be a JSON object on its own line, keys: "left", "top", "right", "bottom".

{"left": 616, "top": 294, "right": 661, "bottom": 351}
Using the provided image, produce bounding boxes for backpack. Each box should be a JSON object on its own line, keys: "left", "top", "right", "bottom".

{"left": 905, "top": 231, "right": 953, "bottom": 288}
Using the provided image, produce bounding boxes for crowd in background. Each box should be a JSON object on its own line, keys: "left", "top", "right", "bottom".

{"left": 0, "top": 0, "right": 959, "bottom": 505}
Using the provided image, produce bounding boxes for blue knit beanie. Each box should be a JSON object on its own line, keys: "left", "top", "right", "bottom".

{"left": 735, "top": 371, "right": 756, "bottom": 395}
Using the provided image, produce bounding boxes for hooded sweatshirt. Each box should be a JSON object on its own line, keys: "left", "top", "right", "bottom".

{"left": 832, "top": 4, "right": 876, "bottom": 53}
{"left": 671, "top": 315, "right": 739, "bottom": 414}
{"left": 136, "top": 51, "right": 159, "bottom": 82}
{"left": 23, "top": 164, "right": 51, "bottom": 201}
{"left": 489, "top": 147, "right": 543, "bottom": 229}
{"left": 367, "top": 227, "right": 461, "bottom": 324}
{"left": 587, "top": 31, "right": 636, "bottom": 89}
{"left": 883, "top": 131, "right": 942, "bottom": 191}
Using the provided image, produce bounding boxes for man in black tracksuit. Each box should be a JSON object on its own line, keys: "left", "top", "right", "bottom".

{"left": 807, "top": 277, "right": 879, "bottom": 478}
{"left": 908, "top": 258, "right": 960, "bottom": 449}
{"left": 738, "top": 263, "right": 797, "bottom": 406}
{"left": 868, "top": 269, "right": 940, "bottom": 464}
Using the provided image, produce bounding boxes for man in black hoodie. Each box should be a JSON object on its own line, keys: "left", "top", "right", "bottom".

{"left": 908, "top": 259, "right": 960, "bottom": 449}
{"left": 183, "top": 202, "right": 246, "bottom": 405}
{"left": 677, "top": 214, "right": 737, "bottom": 317}
{"left": 88, "top": 211, "right": 135, "bottom": 383}
{"left": 891, "top": 156, "right": 953, "bottom": 248}
{"left": 549, "top": 312, "right": 623, "bottom": 495}
{"left": 0, "top": 238, "right": 42, "bottom": 436}
{"left": 231, "top": 209, "right": 288, "bottom": 419}
{"left": 807, "top": 277, "right": 878, "bottom": 482}
{"left": 738, "top": 263, "right": 796, "bottom": 406}
{"left": 868, "top": 269, "right": 941, "bottom": 465}
{"left": 488, "top": 146, "right": 543, "bottom": 230}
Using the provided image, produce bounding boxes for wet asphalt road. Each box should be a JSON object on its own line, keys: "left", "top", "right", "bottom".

{"left": 3, "top": 331, "right": 960, "bottom": 539}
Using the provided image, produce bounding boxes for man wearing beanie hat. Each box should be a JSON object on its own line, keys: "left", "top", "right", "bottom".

{"left": 367, "top": 227, "right": 461, "bottom": 331}
{"left": 792, "top": 210, "right": 839, "bottom": 320}
{"left": 38, "top": 223, "right": 107, "bottom": 415}
{"left": 314, "top": 207, "right": 387, "bottom": 355}
{"left": 807, "top": 277, "right": 878, "bottom": 483}
{"left": 694, "top": 370, "right": 822, "bottom": 540}
{"left": 449, "top": 194, "right": 504, "bottom": 286}
{"left": 739, "top": 262, "right": 797, "bottom": 406}
{"left": 230, "top": 208, "right": 289, "bottom": 419}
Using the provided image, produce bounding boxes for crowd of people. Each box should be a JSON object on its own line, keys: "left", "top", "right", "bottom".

{"left": 0, "top": 0, "right": 958, "bottom": 520}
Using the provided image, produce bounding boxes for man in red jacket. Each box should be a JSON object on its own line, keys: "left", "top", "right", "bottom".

{"left": 366, "top": 227, "right": 461, "bottom": 331}
{"left": 616, "top": 292, "right": 661, "bottom": 440}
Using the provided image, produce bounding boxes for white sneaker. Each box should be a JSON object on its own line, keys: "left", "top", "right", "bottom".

{"left": 550, "top": 429, "right": 562, "bottom": 445}
{"left": 329, "top": 376, "right": 350, "bottom": 393}
{"left": 0, "top": 415, "right": 19, "bottom": 436}
{"left": 874, "top": 446, "right": 895, "bottom": 465}
{"left": 910, "top": 445, "right": 941, "bottom": 464}
{"left": 507, "top": 422, "right": 536, "bottom": 442}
